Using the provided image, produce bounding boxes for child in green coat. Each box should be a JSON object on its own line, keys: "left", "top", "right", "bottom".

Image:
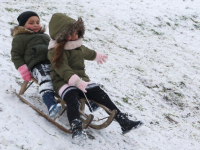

{"left": 11, "top": 11, "right": 62, "bottom": 119}
{"left": 48, "top": 13, "right": 143, "bottom": 140}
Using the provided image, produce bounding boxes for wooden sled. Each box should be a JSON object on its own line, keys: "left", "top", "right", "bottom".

{"left": 15, "top": 78, "right": 117, "bottom": 134}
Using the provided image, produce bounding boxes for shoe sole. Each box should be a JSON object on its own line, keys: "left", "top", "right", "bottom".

{"left": 122, "top": 121, "right": 144, "bottom": 134}
{"left": 49, "top": 104, "right": 62, "bottom": 119}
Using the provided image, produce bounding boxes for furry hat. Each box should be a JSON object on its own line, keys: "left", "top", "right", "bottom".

{"left": 49, "top": 13, "right": 85, "bottom": 42}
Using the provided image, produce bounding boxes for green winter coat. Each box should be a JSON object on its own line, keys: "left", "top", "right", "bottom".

{"left": 48, "top": 13, "right": 97, "bottom": 93}
{"left": 11, "top": 26, "right": 50, "bottom": 70}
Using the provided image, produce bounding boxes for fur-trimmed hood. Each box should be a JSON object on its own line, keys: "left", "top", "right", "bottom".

{"left": 48, "top": 38, "right": 83, "bottom": 50}
{"left": 11, "top": 26, "right": 46, "bottom": 37}
{"left": 49, "top": 13, "right": 85, "bottom": 43}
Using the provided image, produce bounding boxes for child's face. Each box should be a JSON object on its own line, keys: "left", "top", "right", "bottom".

{"left": 24, "top": 16, "right": 41, "bottom": 33}
{"left": 67, "top": 31, "right": 78, "bottom": 41}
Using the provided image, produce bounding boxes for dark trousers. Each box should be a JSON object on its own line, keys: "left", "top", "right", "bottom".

{"left": 62, "top": 85, "right": 120, "bottom": 125}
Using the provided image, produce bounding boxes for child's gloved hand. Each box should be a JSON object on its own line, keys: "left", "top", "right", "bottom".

{"left": 18, "top": 64, "right": 32, "bottom": 81}
{"left": 94, "top": 52, "right": 108, "bottom": 65}
{"left": 68, "top": 74, "right": 88, "bottom": 93}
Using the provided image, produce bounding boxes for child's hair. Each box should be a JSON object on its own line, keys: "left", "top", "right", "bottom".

{"left": 52, "top": 41, "right": 66, "bottom": 68}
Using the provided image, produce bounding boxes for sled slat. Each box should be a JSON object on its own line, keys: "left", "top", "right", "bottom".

{"left": 79, "top": 99, "right": 117, "bottom": 129}
{"left": 19, "top": 81, "right": 29, "bottom": 95}
{"left": 16, "top": 93, "right": 71, "bottom": 134}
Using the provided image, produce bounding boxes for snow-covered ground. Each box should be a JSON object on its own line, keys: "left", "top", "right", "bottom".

{"left": 0, "top": 0, "right": 200, "bottom": 149}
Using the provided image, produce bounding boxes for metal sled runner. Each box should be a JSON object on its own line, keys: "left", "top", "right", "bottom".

{"left": 15, "top": 78, "right": 117, "bottom": 134}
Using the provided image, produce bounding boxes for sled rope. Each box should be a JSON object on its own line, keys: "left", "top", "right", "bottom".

{"left": 26, "top": 81, "right": 34, "bottom": 91}
{"left": 93, "top": 116, "right": 109, "bottom": 122}
{"left": 83, "top": 92, "right": 93, "bottom": 113}
{"left": 81, "top": 94, "right": 110, "bottom": 122}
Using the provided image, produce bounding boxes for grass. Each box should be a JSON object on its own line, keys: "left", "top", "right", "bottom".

{"left": 118, "top": 45, "right": 134, "bottom": 53}
{"left": 83, "top": 38, "right": 93, "bottom": 42}
{"left": 163, "top": 93, "right": 184, "bottom": 108}
{"left": 40, "top": 12, "right": 48, "bottom": 16}
{"left": 122, "top": 96, "right": 132, "bottom": 105}
{"left": 1, "top": 53, "right": 10, "bottom": 58}
{"left": 166, "top": 22, "right": 171, "bottom": 26}
{"left": 135, "top": 67, "right": 144, "bottom": 72}
{"left": 151, "top": 29, "right": 164, "bottom": 35}
{"left": 95, "top": 27, "right": 101, "bottom": 31}
{"left": 190, "top": 18, "right": 199, "bottom": 23}
{"left": 115, "top": 101, "right": 123, "bottom": 106}
{"left": 180, "top": 15, "right": 188, "bottom": 21}
{"left": 174, "top": 23, "right": 179, "bottom": 26}
{"left": 136, "top": 105, "right": 145, "bottom": 111}
{"left": 114, "top": 25, "right": 120, "bottom": 30}
{"left": 5, "top": 8, "right": 20, "bottom": 12}
{"left": 174, "top": 92, "right": 184, "bottom": 97}
{"left": 8, "top": 22, "right": 18, "bottom": 25}
{"left": 155, "top": 17, "right": 161, "bottom": 21}
{"left": 193, "top": 24, "right": 200, "bottom": 30}
{"left": 47, "top": 7, "right": 57, "bottom": 10}
{"left": 164, "top": 113, "right": 179, "bottom": 124}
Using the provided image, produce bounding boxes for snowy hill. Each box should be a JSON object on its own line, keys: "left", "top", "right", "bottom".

{"left": 0, "top": 0, "right": 200, "bottom": 149}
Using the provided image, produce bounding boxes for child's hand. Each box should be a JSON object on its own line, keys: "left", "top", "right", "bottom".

{"left": 68, "top": 74, "right": 88, "bottom": 93}
{"left": 77, "top": 80, "right": 88, "bottom": 93}
{"left": 94, "top": 52, "right": 108, "bottom": 65}
{"left": 18, "top": 64, "right": 32, "bottom": 81}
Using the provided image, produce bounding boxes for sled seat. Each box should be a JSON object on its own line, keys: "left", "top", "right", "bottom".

{"left": 15, "top": 78, "right": 117, "bottom": 133}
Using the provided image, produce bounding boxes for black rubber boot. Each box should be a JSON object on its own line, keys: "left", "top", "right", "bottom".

{"left": 71, "top": 119, "right": 87, "bottom": 139}
{"left": 116, "top": 112, "right": 143, "bottom": 134}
